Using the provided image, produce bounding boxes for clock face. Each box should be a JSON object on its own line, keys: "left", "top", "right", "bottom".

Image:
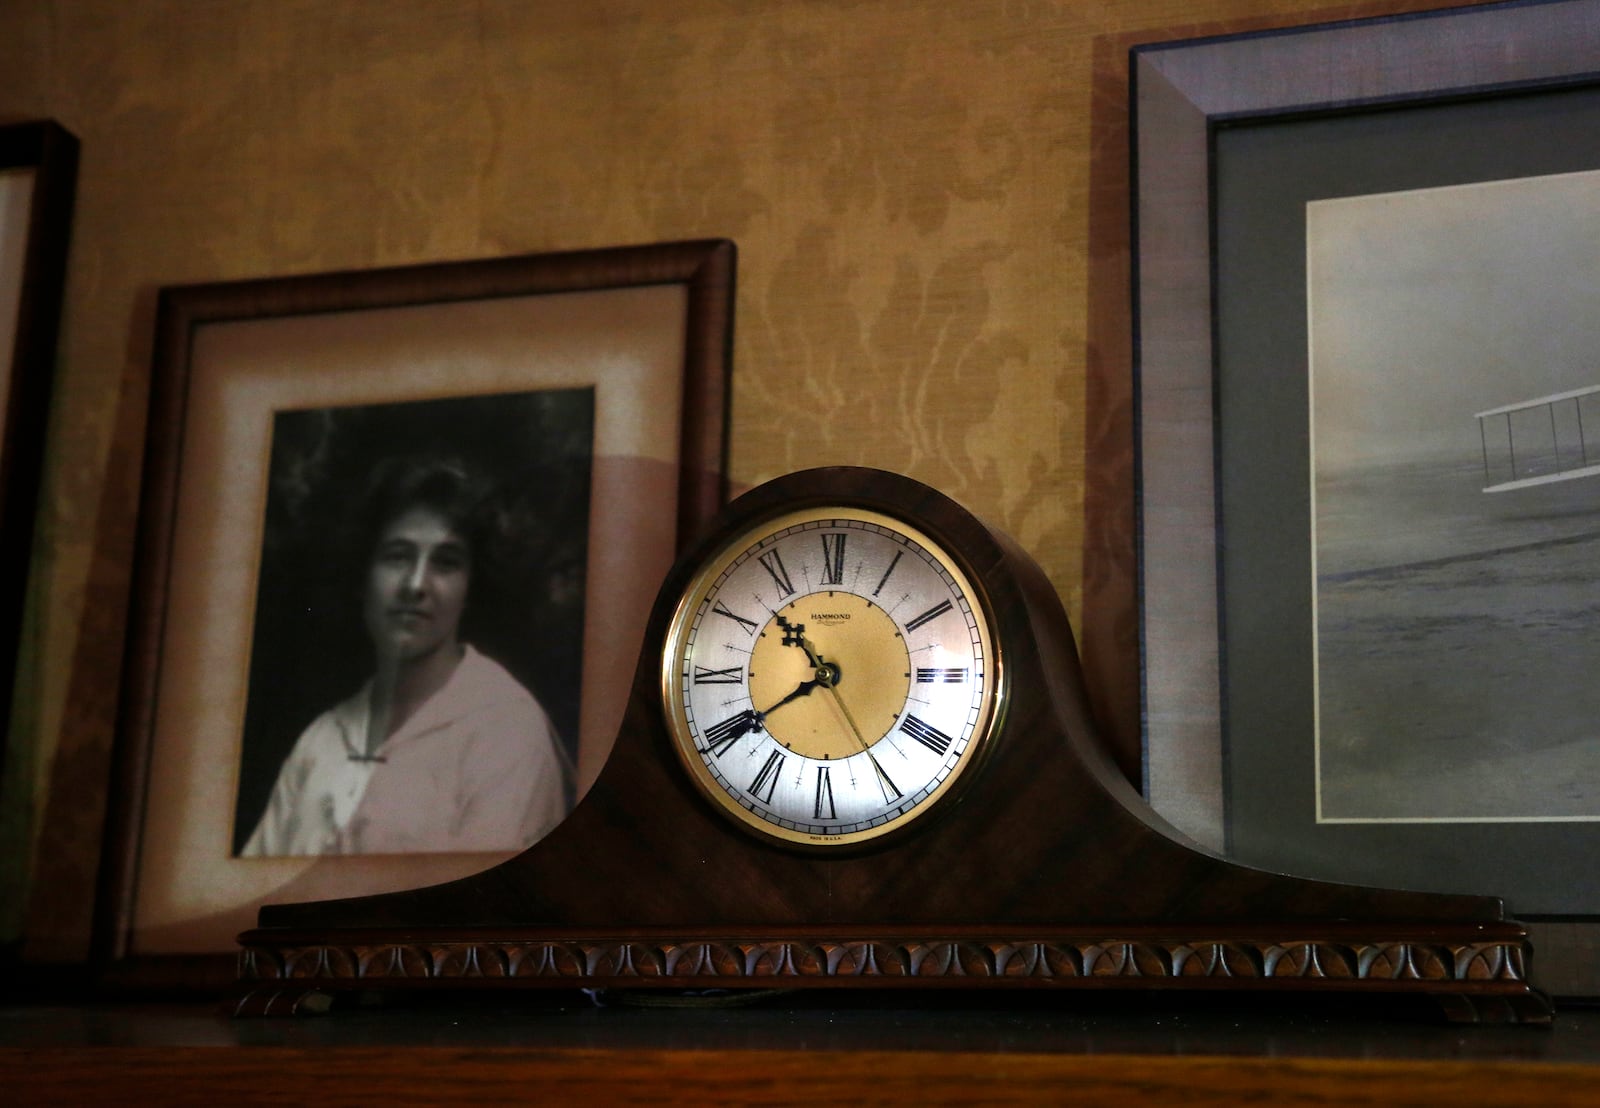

{"left": 661, "top": 506, "right": 1003, "bottom": 848}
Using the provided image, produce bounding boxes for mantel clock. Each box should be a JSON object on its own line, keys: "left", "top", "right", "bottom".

{"left": 237, "top": 467, "right": 1550, "bottom": 1022}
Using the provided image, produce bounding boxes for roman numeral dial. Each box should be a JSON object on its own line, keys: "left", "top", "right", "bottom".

{"left": 663, "top": 504, "right": 1001, "bottom": 849}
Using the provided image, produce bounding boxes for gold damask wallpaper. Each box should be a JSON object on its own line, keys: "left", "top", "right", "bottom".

{"left": 0, "top": 0, "right": 1464, "bottom": 960}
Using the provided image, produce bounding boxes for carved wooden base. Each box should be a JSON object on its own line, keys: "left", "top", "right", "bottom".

{"left": 235, "top": 925, "right": 1553, "bottom": 1024}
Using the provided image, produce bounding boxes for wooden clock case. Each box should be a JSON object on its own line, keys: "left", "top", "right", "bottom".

{"left": 237, "top": 467, "right": 1549, "bottom": 1022}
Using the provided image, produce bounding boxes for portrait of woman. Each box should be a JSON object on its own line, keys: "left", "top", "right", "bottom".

{"left": 233, "top": 387, "right": 593, "bottom": 858}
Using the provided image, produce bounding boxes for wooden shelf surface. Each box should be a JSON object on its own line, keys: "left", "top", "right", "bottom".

{"left": 5, "top": 992, "right": 1599, "bottom": 1104}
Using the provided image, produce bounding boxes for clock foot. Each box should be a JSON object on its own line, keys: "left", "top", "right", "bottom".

{"left": 1434, "top": 989, "right": 1554, "bottom": 1026}
{"left": 228, "top": 986, "right": 336, "bottom": 1018}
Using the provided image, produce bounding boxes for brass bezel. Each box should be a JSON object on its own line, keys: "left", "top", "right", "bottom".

{"left": 659, "top": 503, "right": 1005, "bottom": 849}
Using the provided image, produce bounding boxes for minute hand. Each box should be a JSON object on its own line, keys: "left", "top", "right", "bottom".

{"left": 795, "top": 632, "right": 902, "bottom": 802}
{"left": 817, "top": 665, "right": 870, "bottom": 751}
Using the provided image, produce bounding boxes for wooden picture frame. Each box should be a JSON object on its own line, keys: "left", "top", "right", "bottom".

{"left": 1132, "top": 0, "right": 1600, "bottom": 997}
{"left": 0, "top": 120, "right": 77, "bottom": 834}
{"left": 97, "top": 239, "right": 735, "bottom": 987}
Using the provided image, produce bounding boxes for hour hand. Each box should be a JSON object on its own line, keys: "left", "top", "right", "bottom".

{"left": 759, "top": 674, "right": 822, "bottom": 717}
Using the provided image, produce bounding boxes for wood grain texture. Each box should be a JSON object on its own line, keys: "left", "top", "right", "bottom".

{"left": 233, "top": 468, "right": 1546, "bottom": 1020}
{"left": 8, "top": 1045, "right": 1600, "bottom": 1106}
{"left": 250, "top": 469, "right": 1506, "bottom": 933}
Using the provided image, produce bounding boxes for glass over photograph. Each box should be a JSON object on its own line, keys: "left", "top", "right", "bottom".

{"left": 233, "top": 387, "right": 593, "bottom": 856}
{"left": 1309, "top": 168, "right": 1600, "bottom": 824}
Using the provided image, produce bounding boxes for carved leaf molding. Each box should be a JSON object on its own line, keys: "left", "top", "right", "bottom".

{"left": 238, "top": 935, "right": 1529, "bottom": 987}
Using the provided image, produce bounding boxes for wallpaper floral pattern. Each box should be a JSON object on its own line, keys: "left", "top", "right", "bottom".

{"left": 0, "top": 0, "right": 1455, "bottom": 960}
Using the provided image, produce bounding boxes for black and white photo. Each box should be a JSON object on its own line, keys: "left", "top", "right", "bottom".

{"left": 233, "top": 390, "right": 592, "bottom": 857}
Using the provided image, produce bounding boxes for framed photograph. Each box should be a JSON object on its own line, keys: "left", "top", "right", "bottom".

{"left": 0, "top": 120, "right": 77, "bottom": 865}
{"left": 98, "top": 239, "right": 735, "bottom": 982}
{"left": 1132, "top": 0, "right": 1600, "bottom": 994}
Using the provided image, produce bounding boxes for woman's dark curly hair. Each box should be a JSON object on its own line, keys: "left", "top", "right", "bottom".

{"left": 347, "top": 454, "right": 508, "bottom": 637}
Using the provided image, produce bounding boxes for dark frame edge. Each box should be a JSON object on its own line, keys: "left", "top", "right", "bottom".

{"left": 91, "top": 285, "right": 202, "bottom": 984}
{"left": 0, "top": 118, "right": 79, "bottom": 972}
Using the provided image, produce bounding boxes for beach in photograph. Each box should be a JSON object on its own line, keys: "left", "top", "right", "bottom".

{"left": 1314, "top": 454, "right": 1600, "bottom": 821}
{"left": 1307, "top": 168, "right": 1600, "bottom": 824}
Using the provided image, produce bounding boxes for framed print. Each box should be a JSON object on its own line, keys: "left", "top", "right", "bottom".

{"left": 1132, "top": 0, "right": 1600, "bottom": 994}
{"left": 0, "top": 119, "right": 77, "bottom": 947}
{"left": 98, "top": 239, "right": 735, "bottom": 983}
